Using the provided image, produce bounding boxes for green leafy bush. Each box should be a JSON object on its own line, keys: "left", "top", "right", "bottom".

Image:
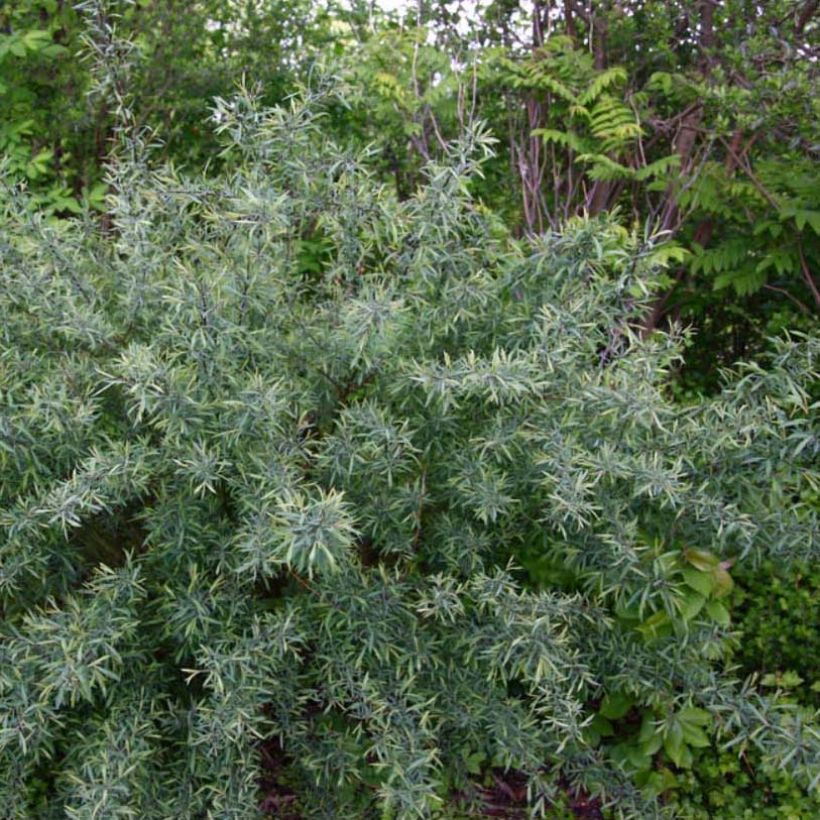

{"left": 672, "top": 742, "right": 820, "bottom": 819}
{"left": 0, "top": 89, "right": 817, "bottom": 818}
{"left": 670, "top": 576, "right": 820, "bottom": 820}
{"left": 732, "top": 560, "right": 820, "bottom": 707}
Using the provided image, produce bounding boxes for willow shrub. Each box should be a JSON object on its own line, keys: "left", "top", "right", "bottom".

{"left": 1, "top": 90, "right": 817, "bottom": 818}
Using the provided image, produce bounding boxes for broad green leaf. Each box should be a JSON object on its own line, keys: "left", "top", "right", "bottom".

{"left": 681, "top": 568, "right": 715, "bottom": 597}
{"left": 599, "top": 691, "right": 634, "bottom": 720}
{"left": 712, "top": 566, "right": 734, "bottom": 598}
{"left": 680, "top": 591, "right": 707, "bottom": 621}
{"left": 683, "top": 548, "right": 719, "bottom": 572}
{"left": 663, "top": 722, "right": 686, "bottom": 767}
{"left": 705, "top": 600, "right": 730, "bottom": 627}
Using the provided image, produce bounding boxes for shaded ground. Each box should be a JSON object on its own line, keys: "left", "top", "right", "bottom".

{"left": 258, "top": 739, "right": 603, "bottom": 818}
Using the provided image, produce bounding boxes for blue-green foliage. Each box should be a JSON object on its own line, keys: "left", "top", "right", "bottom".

{"left": 0, "top": 89, "right": 817, "bottom": 818}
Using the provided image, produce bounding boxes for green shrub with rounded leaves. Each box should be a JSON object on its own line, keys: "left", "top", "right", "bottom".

{"left": 732, "top": 560, "right": 820, "bottom": 707}
{"left": 677, "top": 558, "right": 820, "bottom": 813}
{"left": 0, "top": 88, "right": 817, "bottom": 818}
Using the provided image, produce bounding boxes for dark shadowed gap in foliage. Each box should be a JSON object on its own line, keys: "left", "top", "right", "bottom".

{"left": 451, "top": 768, "right": 604, "bottom": 818}
{"left": 256, "top": 755, "right": 605, "bottom": 819}
{"left": 69, "top": 500, "right": 149, "bottom": 575}
{"left": 258, "top": 737, "right": 301, "bottom": 819}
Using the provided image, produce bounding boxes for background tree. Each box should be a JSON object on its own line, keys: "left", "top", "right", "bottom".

{"left": 342, "top": 0, "right": 819, "bottom": 386}
{"left": 0, "top": 0, "right": 337, "bottom": 212}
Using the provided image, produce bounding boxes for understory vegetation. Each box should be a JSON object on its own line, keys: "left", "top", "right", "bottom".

{"left": 0, "top": 1, "right": 818, "bottom": 818}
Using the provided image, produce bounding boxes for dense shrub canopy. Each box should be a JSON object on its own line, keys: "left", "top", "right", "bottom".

{"left": 0, "top": 90, "right": 817, "bottom": 817}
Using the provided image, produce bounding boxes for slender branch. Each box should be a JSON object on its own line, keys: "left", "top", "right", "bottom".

{"left": 717, "top": 136, "right": 780, "bottom": 210}
{"left": 762, "top": 284, "right": 811, "bottom": 315}
{"left": 797, "top": 242, "right": 820, "bottom": 309}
